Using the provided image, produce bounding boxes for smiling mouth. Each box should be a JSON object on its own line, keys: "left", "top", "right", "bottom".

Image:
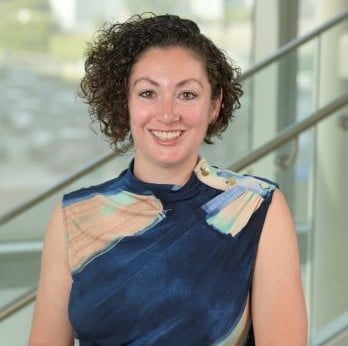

{"left": 151, "top": 130, "right": 183, "bottom": 141}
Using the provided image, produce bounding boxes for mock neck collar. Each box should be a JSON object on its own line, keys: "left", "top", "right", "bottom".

{"left": 122, "top": 158, "right": 210, "bottom": 202}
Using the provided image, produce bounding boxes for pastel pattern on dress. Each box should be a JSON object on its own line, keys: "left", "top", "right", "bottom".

{"left": 63, "top": 190, "right": 165, "bottom": 273}
{"left": 195, "top": 158, "right": 276, "bottom": 237}
{"left": 205, "top": 190, "right": 263, "bottom": 236}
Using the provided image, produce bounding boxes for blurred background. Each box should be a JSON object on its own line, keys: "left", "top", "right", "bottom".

{"left": 0, "top": 0, "right": 347, "bottom": 344}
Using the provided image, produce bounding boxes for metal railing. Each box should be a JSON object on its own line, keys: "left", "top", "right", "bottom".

{"left": 0, "top": 149, "right": 120, "bottom": 227}
{"left": 0, "top": 289, "right": 36, "bottom": 322}
{"left": 310, "top": 311, "right": 348, "bottom": 346}
{"left": 240, "top": 8, "right": 348, "bottom": 81}
{"left": 226, "top": 92, "right": 348, "bottom": 171}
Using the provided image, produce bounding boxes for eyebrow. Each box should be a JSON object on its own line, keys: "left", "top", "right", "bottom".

{"left": 131, "top": 77, "right": 204, "bottom": 88}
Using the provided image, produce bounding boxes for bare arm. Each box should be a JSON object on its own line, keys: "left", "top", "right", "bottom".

{"left": 252, "top": 190, "right": 308, "bottom": 345}
{"left": 29, "top": 204, "right": 74, "bottom": 346}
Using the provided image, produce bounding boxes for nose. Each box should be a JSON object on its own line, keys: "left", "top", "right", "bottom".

{"left": 156, "top": 98, "right": 180, "bottom": 124}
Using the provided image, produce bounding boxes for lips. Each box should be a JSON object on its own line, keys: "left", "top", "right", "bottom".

{"left": 151, "top": 130, "right": 183, "bottom": 141}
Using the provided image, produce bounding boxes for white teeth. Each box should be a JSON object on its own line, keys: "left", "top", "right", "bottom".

{"left": 152, "top": 130, "right": 182, "bottom": 140}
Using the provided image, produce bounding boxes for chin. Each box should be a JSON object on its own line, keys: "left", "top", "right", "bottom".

{"left": 155, "top": 152, "right": 196, "bottom": 167}
{"left": 155, "top": 156, "right": 181, "bottom": 166}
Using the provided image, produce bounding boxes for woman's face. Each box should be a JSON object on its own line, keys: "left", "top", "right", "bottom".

{"left": 128, "top": 46, "right": 221, "bottom": 176}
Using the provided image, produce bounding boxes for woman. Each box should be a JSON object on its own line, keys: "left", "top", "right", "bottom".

{"left": 29, "top": 14, "right": 307, "bottom": 345}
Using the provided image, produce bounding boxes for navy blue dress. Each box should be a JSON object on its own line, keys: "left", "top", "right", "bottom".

{"left": 62, "top": 158, "right": 277, "bottom": 345}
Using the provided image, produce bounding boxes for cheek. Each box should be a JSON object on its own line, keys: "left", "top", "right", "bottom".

{"left": 129, "top": 104, "right": 151, "bottom": 129}
{"left": 183, "top": 107, "right": 211, "bottom": 127}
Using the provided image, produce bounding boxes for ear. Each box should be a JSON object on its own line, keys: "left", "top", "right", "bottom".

{"left": 209, "top": 89, "right": 223, "bottom": 122}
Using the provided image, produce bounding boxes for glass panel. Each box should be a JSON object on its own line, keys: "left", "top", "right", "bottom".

{"left": 308, "top": 18, "right": 348, "bottom": 341}
{"left": 0, "top": 302, "right": 34, "bottom": 346}
{"left": 309, "top": 110, "right": 348, "bottom": 341}
{"left": 317, "top": 20, "right": 348, "bottom": 106}
{"left": 201, "top": 78, "right": 253, "bottom": 167}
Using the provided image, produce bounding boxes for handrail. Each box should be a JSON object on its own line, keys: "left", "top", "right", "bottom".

{"left": 227, "top": 92, "right": 348, "bottom": 171}
{"left": 1, "top": 10, "right": 348, "bottom": 227}
{"left": 1, "top": 92, "right": 347, "bottom": 322}
{"left": 0, "top": 288, "right": 36, "bottom": 322}
{"left": 310, "top": 311, "right": 348, "bottom": 345}
{"left": 0, "top": 149, "right": 125, "bottom": 227}
{"left": 240, "top": 8, "right": 348, "bottom": 81}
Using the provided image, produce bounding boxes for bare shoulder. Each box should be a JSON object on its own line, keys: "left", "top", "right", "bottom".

{"left": 251, "top": 189, "right": 308, "bottom": 345}
{"left": 261, "top": 189, "right": 298, "bottom": 246}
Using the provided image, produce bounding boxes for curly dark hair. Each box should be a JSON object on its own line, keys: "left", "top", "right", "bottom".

{"left": 79, "top": 13, "right": 243, "bottom": 153}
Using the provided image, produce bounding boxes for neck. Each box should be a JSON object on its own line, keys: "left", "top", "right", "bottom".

{"left": 133, "top": 157, "right": 199, "bottom": 186}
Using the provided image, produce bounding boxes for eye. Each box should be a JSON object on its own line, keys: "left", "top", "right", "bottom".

{"left": 179, "top": 91, "right": 197, "bottom": 100}
{"left": 139, "top": 90, "right": 155, "bottom": 99}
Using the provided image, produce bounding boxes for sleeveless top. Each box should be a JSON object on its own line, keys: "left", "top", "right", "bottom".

{"left": 62, "top": 158, "right": 277, "bottom": 346}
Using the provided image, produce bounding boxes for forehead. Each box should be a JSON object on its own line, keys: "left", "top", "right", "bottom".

{"left": 129, "top": 46, "right": 207, "bottom": 80}
{"left": 137, "top": 45, "right": 202, "bottom": 61}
